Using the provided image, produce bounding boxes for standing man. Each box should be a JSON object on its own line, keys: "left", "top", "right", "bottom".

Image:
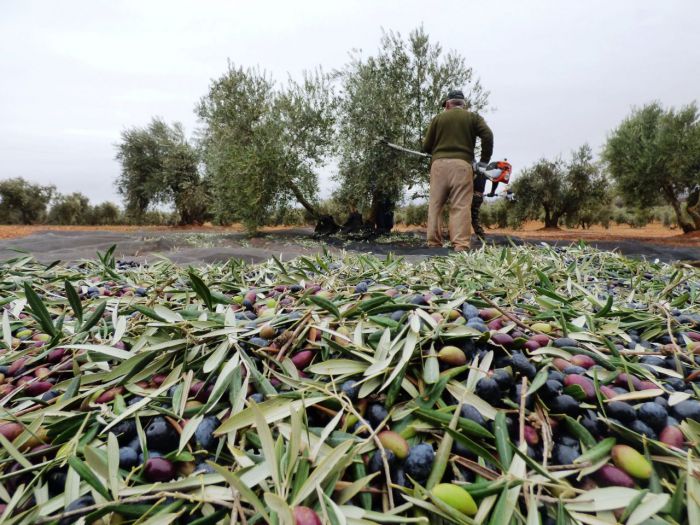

{"left": 422, "top": 90, "right": 493, "bottom": 251}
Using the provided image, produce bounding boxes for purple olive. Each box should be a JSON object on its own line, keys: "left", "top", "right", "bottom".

{"left": 490, "top": 333, "right": 514, "bottom": 347}
{"left": 570, "top": 355, "right": 595, "bottom": 369}
{"left": 524, "top": 340, "right": 541, "bottom": 351}
{"left": 293, "top": 506, "right": 322, "bottom": 525}
{"left": 47, "top": 348, "right": 67, "bottom": 363}
{"left": 659, "top": 426, "right": 684, "bottom": 449}
{"left": 595, "top": 464, "right": 635, "bottom": 488}
{"left": 144, "top": 457, "right": 175, "bottom": 482}
{"left": 563, "top": 374, "right": 596, "bottom": 400}
{"left": 478, "top": 308, "right": 500, "bottom": 321}
{"left": 24, "top": 381, "right": 54, "bottom": 397}
{"left": 291, "top": 350, "right": 315, "bottom": 370}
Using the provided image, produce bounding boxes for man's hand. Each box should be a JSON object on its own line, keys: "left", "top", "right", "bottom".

{"left": 473, "top": 162, "right": 488, "bottom": 175}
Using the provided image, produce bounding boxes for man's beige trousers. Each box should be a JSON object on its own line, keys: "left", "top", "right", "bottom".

{"left": 427, "top": 158, "right": 473, "bottom": 251}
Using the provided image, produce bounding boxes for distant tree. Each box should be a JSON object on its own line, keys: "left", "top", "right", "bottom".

{"left": 115, "top": 118, "right": 209, "bottom": 225}
{"left": 48, "top": 192, "right": 91, "bottom": 225}
{"left": 197, "top": 64, "right": 336, "bottom": 232}
{"left": 335, "top": 26, "right": 489, "bottom": 230}
{"left": 511, "top": 145, "right": 609, "bottom": 229}
{"left": 604, "top": 102, "right": 700, "bottom": 232}
{"left": 0, "top": 177, "right": 55, "bottom": 224}
{"left": 89, "top": 202, "right": 122, "bottom": 225}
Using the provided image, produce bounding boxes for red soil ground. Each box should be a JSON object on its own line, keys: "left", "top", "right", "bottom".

{"left": 0, "top": 221, "right": 695, "bottom": 246}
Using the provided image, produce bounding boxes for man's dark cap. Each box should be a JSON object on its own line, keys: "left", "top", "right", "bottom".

{"left": 446, "top": 89, "right": 465, "bottom": 100}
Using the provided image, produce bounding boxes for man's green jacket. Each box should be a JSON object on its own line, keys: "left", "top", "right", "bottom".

{"left": 422, "top": 108, "right": 494, "bottom": 163}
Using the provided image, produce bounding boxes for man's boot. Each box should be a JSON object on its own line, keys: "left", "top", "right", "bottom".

{"left": 486, "top": 181, "right": 499, "bottom": 198}
{"left": 471, "top": 193, "right": 485, "bottom": 240}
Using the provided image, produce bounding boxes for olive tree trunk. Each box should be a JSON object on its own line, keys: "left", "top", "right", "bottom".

{"left": 663, "top": 185, "right": 696, "bottom": 233}
{"left": 542, "top": 206, "right": 559, "bottom": 229}
{"left": 686, "top": 188, "right": 700, "bottom": 230}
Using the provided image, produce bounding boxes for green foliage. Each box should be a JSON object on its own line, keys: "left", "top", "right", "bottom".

{"left": 335, "top": 26, "right": 488, "bottom": 225}
{"left": 612, "top": 206, "right": 653, "bottom": 229}
{"left": 47, "top": 192, "right": 91, "bottom": 225}
{"left": 115, "top": 117, "right": 209, "bottom": 224}
{"left": 511, "top": 145, "right": 609, "bottom": 228}
{"left": 268, "top": 207, "right": 307, "bottom": 226}
{"left": 480, "top": 199, "right": 518, "bottom": 229}
{"left": 197, "top": 65, "right": 336, "bottom": 232}
{"left": 89, "top": 202, "right": 123, "bottom": 225}
{"left": 604, "top": 101, "right": 700, "bottom": 232}
{"left": 2, "top": 182, "right": 124, "bottom": 226}
{"left": 658, "top": 207, "right": 676, "bottom": 227}
{"left": 49, "top": 197, "right": 125, "bottom": 226}
{"left": 565, "top": 201, "right": 612, "bottom": 229}
{"left": 138, "top": 210, "right": 179, "bottom": 226}
{"left": 398, "top": 203, "right": 429, "bottom": 226}
{"left": 313, "top": 198, "right": 352, "bottom": 225}
{"left": 393, "top": 198, "right": 677, "bottom": 232}
{"left": 607, "top": 202, "right": 680, "bottom": 230}
{"left": 0, "top": 177, "right": 55, "bottom": 224}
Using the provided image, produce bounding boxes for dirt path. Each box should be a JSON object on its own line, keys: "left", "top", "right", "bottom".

{"left": 0, "top": 226, "right": 698, "bottom": 265}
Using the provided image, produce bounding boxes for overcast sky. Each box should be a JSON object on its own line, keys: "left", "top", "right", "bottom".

{"left": 1, "top": 0, "right": 698, "bottom": 205}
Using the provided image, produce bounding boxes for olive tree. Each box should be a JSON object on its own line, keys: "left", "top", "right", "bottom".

{"left": 115, "top": 118, "right": 208, "bottom": 224}
{"left": 511, "top": 145, "right": 609, "bottom": 229}
{"left": 335, "top": 26, "right": 489, "bottom": 230}
{"left": 197, "top": 64, "right": 336, "bottom": 232}
{"left": 48, "top": 192, "right": 91, "bottom": 225}
{"left": 89, "top": 202, "right": 122, "bottom": 225}
{"left": 604, "top": 102, "right": 700, "bottom": 232}
{"left": 0, "top": 177, "right": 55, "bottom": 224}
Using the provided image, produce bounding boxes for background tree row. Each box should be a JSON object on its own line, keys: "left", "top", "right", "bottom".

{"left": 4, "top": 26, "right": 698, "bottom": 233}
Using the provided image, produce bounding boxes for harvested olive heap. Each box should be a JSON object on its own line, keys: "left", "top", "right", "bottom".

{"left": 1, "top": 245, "right": 700, "bottom": 525}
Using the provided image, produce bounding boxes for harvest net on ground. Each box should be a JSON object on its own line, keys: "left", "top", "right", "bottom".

{"left": 1, "top": 244, "right": 699, "bottom": 524}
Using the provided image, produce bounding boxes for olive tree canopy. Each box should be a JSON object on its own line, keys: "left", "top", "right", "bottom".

{"left": 604, "top": 101, "right": 700, "bottom": 232}
{"left": 197, "top": 64, "right": 336, "bottom": 232}
{"left": 115, "top": 118, "right": 208, "bottom": 225}
{"left": 0, "top": 177, "right": 55, "bottom": 225}
{"left": 335, "top": 26, "right": 489, "bottom": 229}
{"left": 510, "top": 145, "right": 609, "bottom": 229}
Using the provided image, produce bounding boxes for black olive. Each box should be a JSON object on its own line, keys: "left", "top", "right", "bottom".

{"left": 548, "top": 394, "right": 579, "bottom": 414}
{"left": 638, "top": 402, "right": 668, "bottom": 431}
{"left": 475, "top": 377, "right": 502, "bottom": 405}
{"left": 606, "top": 402, "right": 636, "bottom": 424}
{"left": 145, "top": 416, "right": 179, "bottom": 452}
{"left": 460, "top": 404, "right": 486, "bottom": 427}
{"left": 553, "top": 444, "right": 580, "bottom": 465}
{"left": 491, "top": 368, "right": 513, "bottom": 390}
{"left": 341, "top": 380, "right": 360, "bottom": 401}
{"left": 368, "top": 450, "right": 396, "bottom": 474}
{"left": 59, "top": 496, "right": 95, "bottom": 525}
{"left": 119, "top": 447, "right": 139, "bottom": 470}
{"left": 112, "top": 418, "right": 137, "bottom": 445}
{"left": 511, "top": 352, "right": 536, "bottom": 379}
{"left": 547, "top": 371, "right": 566, "bottom": 383}
{"left": 540, "top": 380, "right": 563, "bottom": 399}
{"left": 195, "top": 416, "right": 221, "bottom": 451}
{"left": 672, "top": 400, "right": 700, "bottom": 422}
{"left": 366, "top": 403, "right": 389, "bottom": 428}
{"left": 630, "top": 419, "right": 657, "bottom": 439}
{"left": 563, "top": 365, "right": 587, "bottom": 375}
{"left": 404, "top": 444, "right": 434, "bottom": 483}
